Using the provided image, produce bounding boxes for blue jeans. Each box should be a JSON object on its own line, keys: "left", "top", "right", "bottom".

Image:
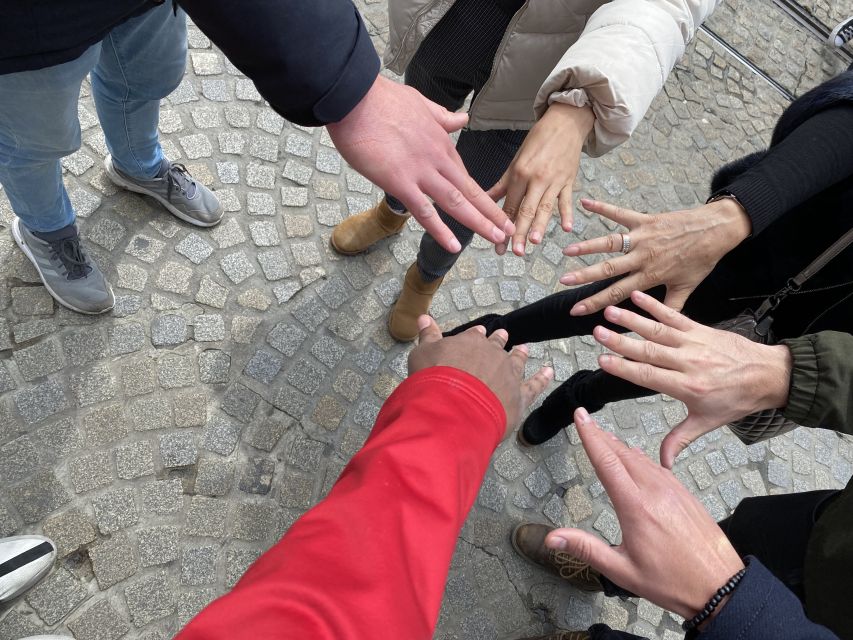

{"left": 0, "top": 3, "right": 187, "bottom": 232}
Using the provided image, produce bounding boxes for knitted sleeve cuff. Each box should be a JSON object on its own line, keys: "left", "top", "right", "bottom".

{"left": 715, "top": 170, "right": 784, "bottom": 236}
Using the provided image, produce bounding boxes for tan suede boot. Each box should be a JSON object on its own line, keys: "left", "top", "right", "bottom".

{"left": 388, "top": 264, "right": 445, "bottom": 342}
{"left": 330, "top": 199, "right": 410, "bottom": 255}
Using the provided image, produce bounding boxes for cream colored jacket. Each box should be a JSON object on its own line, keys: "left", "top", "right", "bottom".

{"left": 385, "top": 0, "right": 720, "bottom": 156}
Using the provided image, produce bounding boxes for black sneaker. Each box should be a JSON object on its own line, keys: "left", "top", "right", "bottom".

{"left": 829, "top": 16, "right": 853, "bottom": 47}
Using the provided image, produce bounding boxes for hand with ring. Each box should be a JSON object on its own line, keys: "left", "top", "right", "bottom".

{"left": 559, "top": 198, "right": 752, "bottom": 316}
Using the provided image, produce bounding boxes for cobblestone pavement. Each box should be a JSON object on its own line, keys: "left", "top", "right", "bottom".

{"left": 1, "top": 1, "right": 852, "bottom": 639}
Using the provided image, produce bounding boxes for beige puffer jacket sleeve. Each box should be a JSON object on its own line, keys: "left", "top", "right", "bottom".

{"left": 535, "top": 0, "right": 721, "bottom": 156}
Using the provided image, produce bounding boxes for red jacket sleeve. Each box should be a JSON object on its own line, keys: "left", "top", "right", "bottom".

{"left": 176, "top": 366, "right": 506, "bottom": 640}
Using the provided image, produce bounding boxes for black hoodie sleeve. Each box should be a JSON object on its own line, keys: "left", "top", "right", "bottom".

{"left": 179, "top": 0, "right": 381, "bottom": 126}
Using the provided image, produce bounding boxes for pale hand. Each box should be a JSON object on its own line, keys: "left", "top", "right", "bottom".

{"left": 546, "top": 409, "right": 745, "bottom": 623}
{"left": 593, "top": 291, "right": 792, "bottom": 468}
{"left": 408, "top": 316, "right": 553, "bottom": 437}
{"left": 327, "top": 76, "right": 515, "bottom": 253}
{"left": 489, "top": 103, "right": 594, "bottom": 256}
{"left": 560, "top": 197, "right": 752, "bottom": 315}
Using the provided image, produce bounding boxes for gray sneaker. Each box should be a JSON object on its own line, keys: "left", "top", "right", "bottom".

{"left": 11, "top": 218, "right": 115, "bottom": 315}
{"left": 105, "top": 155, "right": 224, "bottom": 227}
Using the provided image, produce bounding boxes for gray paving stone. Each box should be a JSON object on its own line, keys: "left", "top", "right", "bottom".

{"left": 35, "top": 417, "right": 83, "bottom": 458}
{"left": 68, "top": 599, "right": 130, "bottom": 640}
{"left": 70, "top": 363, "right": 116, "bottom": 407}
{"left": 249, "top": 220, "right": 280, "bottom": 246}
{"left": 238, "top": 458, "right": 276, "bottom": 495}
{"left": 61, "top": 329, "right": 107, "bottom": 366}
{"left": 202, "top": 414, "right": 242, "bottom": 456}
{"left": 11, "top": 286, "right": 53, "bottom": 315}
{"left": 277, "top": 472, "right": 315, "bottom": 509}
{"left": 220, "top": 251, "right": 257, "bottom": 284}
{"left": 225, "top": 548, "right": 261, "bottom": 588}
{"left": 125, "top": 233, "right": 166, "bottom": 263}
{"left": 173, "top": 390, "right": 208, "bottom": 428}
{"left": 12, "top": 338, "right": 65, "bottom": 381}
{"left": 185, "top": 497, "right": 228, "bottom": 537}
{"left": 9, "top": 470, "right": 70, "bottom": 523}
{"left": 244, "top": 348, "right": 284, "bottom": 384}
{"left": 160, "top": 432, "right": 198, "bottom": 468}
{"left": 92, "top": 487, "right": 138, "bottom": 534}
{"left": 266, "top": 322, "right": 306, "bottom": 356}
{"left": 25, "top": 567, "right": 87, "bottom": 625}
{"left": 196, "top": 275, "right": 229, "bottom": 308}
{"left": 116, "top": 441, "right": 155, "bottom": 480}
{"left": 310, "top": 336, "right": 345, "bottom": 369}
{"left": 151, "top": 314, "right": 188, "bottom": 346}
{"left": 282, "top": 159, "right": 313, "bottom": 185}
{"left": 181, "top": 545, "right": 217, "bottom": 586}
{"left": 12, "top": 318, "right": 56, "bottom": 344}
{"left": 43, "top": 509, "right": 96, "bottom": 557}
{"left": 141, "top": 479, "right": 183, "bottom": 515}
{"left": 195, "top": 457, "right": 235, "bottom": 496}
{"left": 220, "top": 383, "right": 261, "bottom": 423}
{"left": 124, "top": 572, "right": 175, "bottom": 627}
{"left": 131, "top": 395, "right": 173, "bottom": 431}
{"left": 90, "top": 533, "right": 139, "bottom": 589}
{"left": 199, "top": 349, "right": 231, "bottom": 383}
{"left": 175, "top": 233, "right": 214, "bottom": 265}
{"left": 286, "top": 358, "right": 325, "bottom": 395}
{"left": 106, "top": 322, "right": 146, "bottom": 356}
{"left": 157, "top": 353, "right": 195, "bottom": 389}
{"left": 246, "top": 163, "right": 276, "bottom": 189}
{"left": 0, "top": 434, "right": 39, "bottom": 485}
{"left": 138, "top": 525, "right": 180, "bottom": 567}
{"left": 70, "top": 450, "right": 114, "bottom": 493}
{"left": 593, "top": 509, "right": 621, "bottom": 545}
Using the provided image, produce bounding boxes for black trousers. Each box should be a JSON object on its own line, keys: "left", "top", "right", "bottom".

{"left": 384, "top": 0, "right": 528, "bottom": 281}
{"left": 588, "top": 489, "right": 838, "bottom": 639}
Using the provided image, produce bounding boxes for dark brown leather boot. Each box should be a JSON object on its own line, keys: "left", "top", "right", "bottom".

{"left": 387, "top": 263, "right": 444, "bottom": 342}
{"left": 330, "top": 199, "right": 410, "bottom": 255}
{"left": 511, "top": 523, "right": 603, "bottom": 592}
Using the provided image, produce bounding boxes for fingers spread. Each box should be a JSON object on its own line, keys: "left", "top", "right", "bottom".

{"left": 598, "top": 353, "right": 685, "bottom": 399}
{"left": 430, "top": 167, "right": 511, "bottom": 243}
{"left": 558, "top": 187, "right": 574, "bottom": 232}
{"left": 546, "top": 529, "right": 630, "bottom": 586}
{"left": 574, "top": 409, "right": 638, "bottom": 505}
{"left": 660, "top": 415, "right": 718, "bottom": 469}
{"left": 397, "top": 187, "right": 461, "bottom": 253}
{"left": 521, "top": 366, "right": 554, "bottom": 410}
{"left": 631, "top": 290, "right": 695, "bottom": 333}
{"left": 580, "top": 198, "right": 643, "bottom": 226}
{"left": 593, "top": 326, "right": 680, "bottom": 369}
{"left": 528, "top": 187, "right": 559, "bottom": 245}
{"left": 562, "top": 233, "right": 626, "bottom": 258}
{"left": 600, "top": 305, "right": 682, "bottom": 348}
{"left": 559, "top": 254, "right": 633, "bottom": 288}
{"left": 509, "top": 344, "right": 529, "bottom": 378}
{"left": 569, "top": 273, "right": 643, "bottom": 316}
{"left": 488, "top": 328, "right": 509, "bottom": 350}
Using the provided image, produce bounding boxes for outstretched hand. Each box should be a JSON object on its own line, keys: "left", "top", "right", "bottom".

{"left": 327, "top": 76, "right": 515, "bottom": 254}
{"left": 546, "top": 409, "right": 745, "bottom": 623}
{"left": 593, "top": 291, "right": 792, "bottom": 467}
{"left": 559, "top": 198, "right": 751, "bottom": 316}
{"left": 489, "top": 103, "right": 594, "bottom": 256}
{"left": 408, "top": 316, "right": 553, "bottom": 437}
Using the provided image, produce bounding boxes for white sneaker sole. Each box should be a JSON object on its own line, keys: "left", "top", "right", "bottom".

{"left": 11, "top": 219, "right": 114, "bottom": 315}
{"left": 104, "top": 156, "right": 223, "bottom": 228}
{"left": 828, "top": 21, "right": 853, "bottom": 46}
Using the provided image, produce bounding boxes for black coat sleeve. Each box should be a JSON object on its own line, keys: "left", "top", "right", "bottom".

{"left": 178, "top": 0, "right": 381, "bottom": 126}
{"left": 715, "top": 104, "right": 853, "bottom": 235}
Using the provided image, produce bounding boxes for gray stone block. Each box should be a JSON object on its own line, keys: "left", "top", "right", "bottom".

{"left": 70, "top": 450, "right": 113, "bottom": 493}
{"left": 138, "top": 525, "right": 180, "bottom": 567}
{"left": 232, "top": 501, "right": 276, "bottom": 540}
{"left": 310, "top": 336, "right": 345, "bottom": 369}
{"left": 89, "top": 533, "right": 139, "bottom": 589}
{"left": 220, "top": 251, "right": 257, "bottom": 284}
{"left": 92, "top": 487, "right": 138, "bottom": 534}
{"left": 257, "top": 249, "right": 292, "bottom": 281}
{"left": 178, "top": 588, "right": 217, "bottom": 627}
{"left": 124, "top": 572, "right": 175, "bottom": 627}
{"left": 277, "top": 472, "right": 315, "bottom": 509}
{"left": 9, "top": 470, "right": 70, "bottom": 523}
{"left": 221, "top": 383, "right": 260, "bottom": 423}
{"left": 286, "top": 358, "right": 324, "bottom": 395}
{"left": 141, "top": 479, "right": 183, "bottom": 515}
{"left": 244, "top": 414, "right": 290, "bottom": 452}
{"left": 11, "top": 286, "right": 53, "bottom": 315}
{"left": 244, "top": 349, "right": 284, "bottom": 384}
{"left": 195, "top": 457, "right": 235, "bottom": 496}
{"left": 266, "top": 322, "right": 306, "bottom": 356}
{"left": 13, "top": 338, "right": 65, "bottom": 381}
{"left": 288, "top": 435, "right": 326, "bottom": 472}
{"left": 68, "top": 599, "right": 130, "bottom": 640}
{"left": 25, "top": 567, "right": 87, "bottom": 625}
{"left": 62, "top": 329, "right": 107, "bottom": 366}
{"left": 199, "top": 349, "right": 230, "bottom": 384}
{"left": 43, "top": 509, "right": 97, "bottom": 557}
{"left": 181, "top": 545, "right": 217, "bottom": 586}
{"left": 202, "top": 414, "right": 242, "bottom": 456}
{"left": 70, "top": 363, "right": 116, "bottom": 407}
{"left": 226, "top": 548, "right": 261, "bottom": 588}
{"left": 121, "top": 359, "right": 156, "bottom": 396}
{"left": 238, "top": 457, "right": 275, "bottom": 495}
{"left": 185, "top": 497, "right": 228, "bottom": 537}
{"left": 131, "top": 395, "right": 173, "bottom": 431}
{"left": 107, "top": 322, "right": 146, "bottom": 356}
{"left": 157, "top": 353, "right": 195, "bottom": 389}
{"left": 115, "top": 440, "right": 155, "bottom": 479}
{"left": 151, "top": 314, "right": 188, "bottom": 346}
{"left": 160, "top": 432, "right": 198, "bottom": 468}
{"left": 0, "top": 435, "right": 39, "bottom": 485}
{"left": 193, "top": 314, "right": 225, "bottom": 342}
{"left": 35, "top": 417, "right": 82, "bottom": 457}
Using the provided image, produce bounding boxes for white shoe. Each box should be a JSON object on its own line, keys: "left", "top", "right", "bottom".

{"left": 0, "top": 535, "right": 57, "bottom": 602}
{"left": 828, "top": 16, "right": 853, "bottom": 47}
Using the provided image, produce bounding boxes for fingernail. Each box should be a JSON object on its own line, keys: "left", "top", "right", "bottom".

{"left": 580, "top": 198, "right": 593, "bottom": 206}
{"left": 530, "top": 231, "right": 541, "bottom": 243}
{"left": 563, "top": 223, "right": 573, "bottom": 233}
{"left": 514, "top": 243, "right": 525, "bottom": 255}
{"left": 492, "top": 227, "right": 505, "bottom": 243}
{"left": 570, "top": 304, "right": 586, "bottom": 315}
{"left": 504, "top": 220, "right": 516, "bottom": 235}
{"left": 607, "top": 306, "right": 621, "bottom": 319}
{"left": 450, "top": 238, "right": 462, "bottom": 253}
{"left": 576, "top": 407, "right": 591, "bottom": 424}
{"left": 599, "top": 354, "right": 612, "bottom": 365}
{"left": 563, "top": 246, "right": 578, "bottom": 256}
{"left": 544, "top": 367, "right": 554, "bottom": 379}
{"left": 547, "top": 536, "right": 568, "bottom": 551}
{"left": 597, "top": 327, "right": 610, "bottom": 341}
{"left": 562, "top": 274, "right": 577, "bottom": 285}
{"left": 417, "top": 315, "right": 431, "bottom": 330}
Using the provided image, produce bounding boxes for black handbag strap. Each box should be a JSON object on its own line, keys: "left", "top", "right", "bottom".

{"left": 755, "top": 228, "right": 853, "bottom": 320}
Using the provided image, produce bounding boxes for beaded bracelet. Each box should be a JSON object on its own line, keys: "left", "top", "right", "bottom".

{"left": 682, "top": 568, "right": 747, "bottom": 632}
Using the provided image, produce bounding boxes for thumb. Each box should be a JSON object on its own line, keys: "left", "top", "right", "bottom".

{"left": 659, "top": 414, "right": 715, "bottom": 469}
{"left": 487, "top": 172, "right": 509, "bottom": 202}
{"left": 663, "top": 286, "right": 693, "bottom": 313}
{"left": 423, "top": 97, "right": 468, "bottom": 133}
{"left": 417, "top": 315, "right": 443, "bottom": 345}
{"left": 546, "top": 528, "right": 629, "bottom": 583}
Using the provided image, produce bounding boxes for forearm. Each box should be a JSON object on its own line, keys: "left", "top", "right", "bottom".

{"left": 178, "top": 0, "right": 380, "bottom": 126}
{"left": 699, "top": 557, "right": 839, "bottom": 639}
{"left": 716, "top": 105, "right": 853, "bottom": 235}
{"left": 176, "top": 367, "right": 505, "bottom": 640}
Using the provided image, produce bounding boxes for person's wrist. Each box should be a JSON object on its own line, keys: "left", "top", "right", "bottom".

{"left": 763, "top": 344, "right": 793, "bottom": 409}
{"left": 704, "top": 197, "right": 752, "bottom": 249}
{"left": 546, "top": 102, "right": 595, "bottom": 137}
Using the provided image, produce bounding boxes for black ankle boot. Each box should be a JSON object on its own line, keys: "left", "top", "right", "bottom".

{"left": 443, "top": 313, "right": 513, "bottom": 348}
{"left": 518, "top": 370, "right": 598, "bottom": 446}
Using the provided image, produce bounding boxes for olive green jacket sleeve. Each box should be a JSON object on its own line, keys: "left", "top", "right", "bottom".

{"left": 781, "top": 331, "right": 853, "bottom": 434}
